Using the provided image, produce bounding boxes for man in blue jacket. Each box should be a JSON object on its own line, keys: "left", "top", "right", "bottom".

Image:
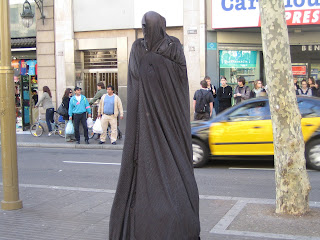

{"left": 69, "top": 87, "right": 92, "bottom": 144}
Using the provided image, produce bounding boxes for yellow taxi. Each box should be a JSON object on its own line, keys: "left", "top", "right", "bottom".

{"left": 191, "top": 96, "right": 320, "bottom": 170}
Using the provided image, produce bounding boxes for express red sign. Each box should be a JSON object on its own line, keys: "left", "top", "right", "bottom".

{"left": 212, "top": 0, "right": 320, "bottom": 29}
{"left": 292, "top": 66, "right": 307, "bottom": 75}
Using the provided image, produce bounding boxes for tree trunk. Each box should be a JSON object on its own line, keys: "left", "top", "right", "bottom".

{"left": 259, "top": 0, "right": 311, "bottom": 215}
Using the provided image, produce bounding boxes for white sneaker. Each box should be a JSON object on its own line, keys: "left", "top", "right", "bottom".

{"left": 48, "top": 131, "right": 54, "bottom": 136}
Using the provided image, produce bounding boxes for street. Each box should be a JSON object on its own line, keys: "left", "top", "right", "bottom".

{"left": 6, "top": 148, "right": 320, "bottom": 201}
{"left": 0, "top": 147, "right": 320, "bottom": 240}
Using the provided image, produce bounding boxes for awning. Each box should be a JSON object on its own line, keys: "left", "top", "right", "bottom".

{"left": 11, "top": 37, "right": 36, "bottom": 49}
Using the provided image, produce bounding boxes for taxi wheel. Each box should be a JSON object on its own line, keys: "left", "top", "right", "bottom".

{"left": 192, "top": 138, "right": 209, "bottom": 168}
{"left": 306, "top": 139, "right": 320, "bottom": 171}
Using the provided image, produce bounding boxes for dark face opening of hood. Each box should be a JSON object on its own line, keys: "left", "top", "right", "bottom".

{"left": 141, "top": 11, "right": 166, "bottom": 51}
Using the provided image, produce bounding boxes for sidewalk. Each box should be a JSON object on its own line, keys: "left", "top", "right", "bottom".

{"left": 0, "top": 131, "right": 124, "bottom": 150}
{"left": 0, "top": 183, "right": 320, "bottom": 240}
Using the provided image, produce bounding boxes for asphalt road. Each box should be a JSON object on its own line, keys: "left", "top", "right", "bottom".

{"left": 0, "top": 147, "right": 319, "bottom": 201}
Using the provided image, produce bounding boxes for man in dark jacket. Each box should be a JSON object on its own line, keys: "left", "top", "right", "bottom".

{"left": 217, "top": 76, "right": 233, "bottom": 113}
{"left": 193, "top": 80, "right": 214, "bottom": 120}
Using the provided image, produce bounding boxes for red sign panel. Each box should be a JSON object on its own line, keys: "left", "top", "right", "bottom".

{"left": 285, "top": 9, "right": 320, "bottom": 25}
{"left": 292, "top": 66, "right": 307, "bottom": 75}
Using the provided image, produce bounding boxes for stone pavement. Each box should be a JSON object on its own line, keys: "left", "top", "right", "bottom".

{"left": 0, "top": 183, "right": 320, "bottom": 240}
{"left": 0, "top": 131, "right": 124, "bottom": 150}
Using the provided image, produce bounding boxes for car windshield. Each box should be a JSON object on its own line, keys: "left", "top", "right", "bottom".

{"left": 228, "top": 101, "right": 270, "bottom": 122}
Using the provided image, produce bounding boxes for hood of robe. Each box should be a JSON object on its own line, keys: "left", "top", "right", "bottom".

{"left": 142, "top": 11, "right": 167, "bottom": 51}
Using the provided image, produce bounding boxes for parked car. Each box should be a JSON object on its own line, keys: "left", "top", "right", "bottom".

{"left": 191, "top": 96, "right": 320, "bottom": 170}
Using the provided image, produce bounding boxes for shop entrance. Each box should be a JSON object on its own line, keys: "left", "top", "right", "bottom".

{"left": 82, "top": 49, "right": 118, "bottom": 98}
{"left": 83, "top": 71, "right": 118, "bottom": 98}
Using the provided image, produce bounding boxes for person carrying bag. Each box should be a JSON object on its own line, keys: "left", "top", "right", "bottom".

{"left": 62, "top": 88, "right": 75, "bottom": 142}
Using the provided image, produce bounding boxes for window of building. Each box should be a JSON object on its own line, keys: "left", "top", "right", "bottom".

{"left": 219, "top": 50, "right": 261, "bottom": 90}
{"left": 82, "top": 50, "right": 118, "bottom": 98}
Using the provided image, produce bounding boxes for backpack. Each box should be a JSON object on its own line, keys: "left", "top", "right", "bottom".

{"left": 195, "top": 90, "right": 210, "bottom": 113}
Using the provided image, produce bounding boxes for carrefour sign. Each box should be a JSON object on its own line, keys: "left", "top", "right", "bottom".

{"left": 212, "top": 0, "right": 320, "bottom": 29}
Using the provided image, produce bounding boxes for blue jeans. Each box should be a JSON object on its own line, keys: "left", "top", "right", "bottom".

{"left": 46, "top": 108, "right": 54, "bottom": 132}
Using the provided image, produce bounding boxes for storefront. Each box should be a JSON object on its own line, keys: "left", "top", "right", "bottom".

{"left": 291, "top": 45, "right": 320, "bottom": 81}
{"left": 10, "top": 2, "right": 37, "bottom": 131}
{"left": 11, "top": 54, "right": 38, "bottom": 131}
{"left": 219, "top": 50, "right": 262, "bottom": 88}
{"left": 206, "top": 0, "right": 320, "bottom": 92}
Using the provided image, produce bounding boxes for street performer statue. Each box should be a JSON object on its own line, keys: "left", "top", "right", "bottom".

{"left": 109, "top": 11, "right": 201, "bottom": 240}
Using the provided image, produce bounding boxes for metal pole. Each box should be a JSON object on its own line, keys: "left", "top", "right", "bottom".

{"left": 0, "top": 0, "right": 23, "bottom": 210}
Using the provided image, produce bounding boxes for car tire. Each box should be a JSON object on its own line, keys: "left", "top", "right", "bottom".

{"left": 306, "top": 139, "right": 320, "bottom": 171}
{"left": 192, "top": 138, "right": 209, "bottom": 168}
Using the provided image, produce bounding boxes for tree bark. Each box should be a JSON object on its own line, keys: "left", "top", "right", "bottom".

{"left": 259, "top": 0, "right": 311, "bottom": 215}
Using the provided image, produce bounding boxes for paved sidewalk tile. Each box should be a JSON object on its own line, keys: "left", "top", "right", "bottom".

{"left": 1, "top": 185, "right": 320, "bottom": 240}
{"left": 229, "top": 203, "right": 320, "bottom": 238}
{"left": 0, "top": 133, "right": 124, "bottom": 150}
{"left": 0, "top": 188, "right": 111, "bottom": 240}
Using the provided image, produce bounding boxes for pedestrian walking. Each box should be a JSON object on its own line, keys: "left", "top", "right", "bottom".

{"left": 109, "top": 11, "right": 200, "bottom": 240}
{"left": 31, "top": 89, "right": 38, "bottom": 105}
{"left": 298, "top": 80, "right": 312, "bottom": 96}
{"left": 89, "top": 82, "right": 108, "bottom": 140}
{"left": 308, "top": 77, "right": 317, "bottom": 96}
{"left": 35, "top": 86, "right": 55, "bottom": 136}
{"left": 68, "top": 87, "right": 92, "bottom": 144}
{"left": 250, "top": 80, "right": 266, "bottom": 98}
{"left": 193, "top": 80, "right": 214, "bottom": 120}
{"left": 205, "top": 76, "right": 217, "bottom": 98}
{"left": 315, "top": 80, "right": 320, "bottom": 97}
{"left": 89, "top": 82, "right": 108, "bottom": 105}
{"left": 234, "top": 76, "right": 250, "bottom": 104}
{"left": 294, "top": 77, "right": 300, "bottom": 95}
{"left": 62, "top": 88, "right": 75, "bottom": 142}
{"left": 217, "top": 76, "right": 233, "bottom": 113}
{"left": 308, "top": 77, "right": 316, "bottom": 88}
{"left": 97, "top": 85, "right": 123, "bottom": 145}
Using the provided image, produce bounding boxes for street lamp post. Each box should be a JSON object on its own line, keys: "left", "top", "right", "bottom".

{"left": 20, "top": 0, "right": 45, "bottom": 28}
{"left": 0, "top": 0, "right": 23, "bottom": 210}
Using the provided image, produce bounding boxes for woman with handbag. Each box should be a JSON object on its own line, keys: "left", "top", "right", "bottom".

{"left": 35, "top": 86, "right": 55, "bottom": 136}
{"left": 62, "top": 88, "right": 75, "bottom": 142}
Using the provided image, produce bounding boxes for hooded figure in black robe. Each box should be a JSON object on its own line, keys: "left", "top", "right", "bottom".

{"left": 109, "top": 11, "right": 201, "bottom": 240}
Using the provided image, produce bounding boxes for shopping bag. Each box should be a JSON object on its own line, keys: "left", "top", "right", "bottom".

{"left": 87, "top": 117, "right": 94, "bottom": 128}
{"left": 57, "top": 103, "right": 68, "bottom": 117}
{"left": 92, "top": 118, "right": 103, "bottom": 134}
{"left": 65, "top": 121, "right": 74, "bottom": 135}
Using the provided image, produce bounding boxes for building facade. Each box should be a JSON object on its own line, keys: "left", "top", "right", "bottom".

{"left": 13, "top": 0, "right": 320, "bottom": 131}
{"left": 33, "top": 0, "right": 194, "bottom": 132}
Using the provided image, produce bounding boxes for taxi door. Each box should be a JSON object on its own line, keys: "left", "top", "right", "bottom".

{"left": 209, "top": 101, "right": 274, "bottom": 156}
{"left": 298, "top": 100, "right": 320, "bottom": 141}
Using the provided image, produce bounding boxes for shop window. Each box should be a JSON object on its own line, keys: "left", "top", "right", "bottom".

{"left": 219, "top": 50, "right": 261, "bottom": 90}
{"left": 292, "top": 63, "right": 308, "bottom": 83}
{"left": 83, "top": 50, "right": 118, "bottom": 98}
{"left": 11, "top": 59, "right": 38, "bottom": 131}
{"left": 311, "top": 64, "right": 320, "bottom": 80}
{"left": 84, "top": 50, "right": 117, "bottom": 69}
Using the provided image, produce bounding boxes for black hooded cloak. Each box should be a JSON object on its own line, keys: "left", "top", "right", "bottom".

{"left": 109, "top": 11, "right": 200, "bottom": 240}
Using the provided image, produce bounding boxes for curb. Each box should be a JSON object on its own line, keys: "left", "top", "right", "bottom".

{"left": 1, "top": 142, "right": 124, "bottom": 150}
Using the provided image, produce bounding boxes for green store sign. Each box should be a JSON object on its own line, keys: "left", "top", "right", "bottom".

{"left": 220, "top": 50, "right": 257, "bottom": 68}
